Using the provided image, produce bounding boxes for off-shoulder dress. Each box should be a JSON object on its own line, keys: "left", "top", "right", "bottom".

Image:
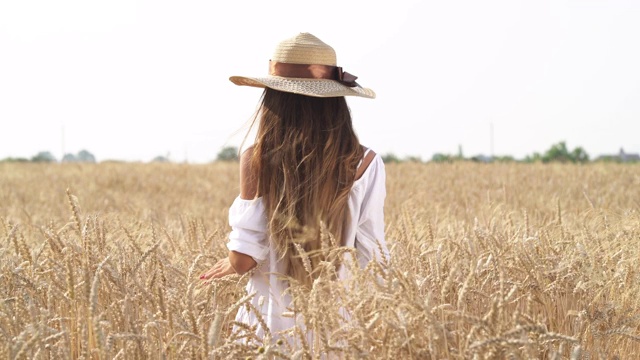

{"left": 225, "top": 150, "right": 388, "bottom": 336}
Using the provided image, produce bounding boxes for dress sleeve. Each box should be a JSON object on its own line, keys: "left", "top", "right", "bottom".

{"left": 355, "top": 155, "right": 389, "bottom": 267}
{"left": 226, "top": 197, "right": 270, "bottom": 262}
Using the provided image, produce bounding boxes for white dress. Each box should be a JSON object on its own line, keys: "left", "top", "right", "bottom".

{"left": 226, "top": 152, "right": 388, "bottom": 338}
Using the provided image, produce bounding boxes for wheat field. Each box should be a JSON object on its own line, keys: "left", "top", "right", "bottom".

{"left": 1, "top": 162, "right": 639, "bottom": 359}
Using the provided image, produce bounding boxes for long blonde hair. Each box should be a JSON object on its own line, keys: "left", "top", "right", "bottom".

{"left": 248, "top": 88, "right": 363, "bottom": 286}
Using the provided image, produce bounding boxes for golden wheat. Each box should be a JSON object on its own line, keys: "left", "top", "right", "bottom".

{"left": 1, "top": 161, "right": 639, "bottom": 359}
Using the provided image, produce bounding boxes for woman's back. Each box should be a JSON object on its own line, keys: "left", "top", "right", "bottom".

{"left": 245, "top": 88, "right": 365, "bottom": 286}
{"left": 228, "top": 148, "right": 387, "bottom": 336}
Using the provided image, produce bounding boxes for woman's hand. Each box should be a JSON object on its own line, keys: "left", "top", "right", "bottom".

{"left": 199, "top": 251, "right": 257, "bottom": 281}
{"left": 199, "top": 258, "right": 236, "bottom": 280}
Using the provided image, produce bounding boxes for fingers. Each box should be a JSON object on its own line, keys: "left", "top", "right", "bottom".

{"left": 199, "top": 270, "right": 213, "bottom": 280}
{"left": 199, "top": 266, "right": 217, "bottom": 280}
{"left": 199, "top": 258, "right": 233, "bottom": 281}
{"left": 200, "top": 265, "right": 221, "bottom": 280}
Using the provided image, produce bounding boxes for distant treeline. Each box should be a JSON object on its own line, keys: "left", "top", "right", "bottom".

{"left": 3, "top": 142, "right": 638, "bottom": 164}
{"left": 381, "top": 142, "right": 639, "bottom": 164}
{"left": 1, "top": 150, "right": 96, "bottom": 163}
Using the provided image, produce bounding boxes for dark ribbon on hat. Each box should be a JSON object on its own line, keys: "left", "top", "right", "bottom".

{"left": 269, "top": 60, "right": 359, "bottom": 87}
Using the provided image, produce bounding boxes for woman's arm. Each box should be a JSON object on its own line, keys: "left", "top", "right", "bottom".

{"left": 355, "top": 155, "right": 389, "bottom": 266}
{"left": 239, "top": 146, "right": 258, "bottom": 200}
{"left": 200, "top": 147, "right": 260, "bottom": 280}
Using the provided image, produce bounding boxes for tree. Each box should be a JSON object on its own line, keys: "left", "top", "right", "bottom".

{"left": 431, "top": 153, "right": 453, "bottom": 163}
{"left": 523, "top": 152, "right": 542, "bottom": 163}
{"left": 31, "top": 151, "right": 56, "bottom": 163}
{"left": 0, "top": 157, "right": 29, "bottom": 163}
{"left": 77, "top": 150, "right": 96, "bottom": 163}
{"left": 494, "top": 155, "right": 515, "bottom": 162}
{"left": 381, "top": 153, "right": 400, "bottom": 163}
{"left": 62, "top": 153, "right": 78, "bottom": 162}
{"left": 542, "top": 142, "right": 571, "bottom": 163}
{"left": 62, "top": 150, "right": 96, "bottom": 163}
{"left": 216, "top": 146, "right": 239, "bottom": 162}
{"left": 571, "top": 147, "right": 589, "bottom": 163}
{"left": 541, "top": 142, "right": 590, "bottom": 163}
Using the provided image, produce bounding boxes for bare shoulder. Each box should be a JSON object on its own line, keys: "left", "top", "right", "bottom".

{"left": 240, "top": 145, "right": 254, "bottom": 163}
{"left": 240, "top": 146, "right": 258, "bottom": 199}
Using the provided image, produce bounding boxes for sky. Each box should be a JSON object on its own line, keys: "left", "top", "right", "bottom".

{"left": 1, "top": 0, "right": 639, "bottom": 163}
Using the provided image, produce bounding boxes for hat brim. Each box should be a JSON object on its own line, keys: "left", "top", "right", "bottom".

{"left": 229, "top": 75, "right": 376, "bottom": 99}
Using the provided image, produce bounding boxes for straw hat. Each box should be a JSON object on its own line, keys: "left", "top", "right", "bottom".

{"left": 229, "top": 33, "right": 375, "bottom": 99}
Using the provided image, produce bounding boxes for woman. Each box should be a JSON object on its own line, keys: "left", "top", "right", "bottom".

{"left": 200, "top": 33, "right": 388, "bottom": 338}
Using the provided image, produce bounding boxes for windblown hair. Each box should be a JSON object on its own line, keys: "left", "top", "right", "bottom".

{"left": 248, "top": 88, "right": 363, "bottom": 286}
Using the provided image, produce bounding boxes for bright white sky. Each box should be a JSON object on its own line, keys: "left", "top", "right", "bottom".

{"left": 1, "top": 0, "right": 639, "bottom": 163}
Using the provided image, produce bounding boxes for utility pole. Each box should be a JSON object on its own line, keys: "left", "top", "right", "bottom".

{"left": 61, "top": 124, "right": 65, "bottom": 163}
{"left": 490, "top": 122, "right": 494, "bottom": 159}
